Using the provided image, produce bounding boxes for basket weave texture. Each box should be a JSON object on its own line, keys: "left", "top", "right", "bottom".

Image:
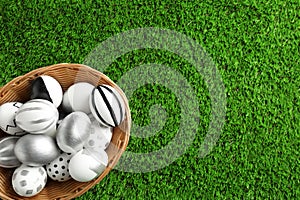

{"left": 0, "top": 63, "right": 131, "bottom": 200}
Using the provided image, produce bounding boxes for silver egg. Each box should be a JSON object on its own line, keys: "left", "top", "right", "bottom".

{"left": 0, "top": 136, "right": 21, "bottom": 168}
{"left": 56, "top": 111, "right": 91, "bottom": 154}
{"left": 14, "top": 134, "right": 60, "bottom": 166}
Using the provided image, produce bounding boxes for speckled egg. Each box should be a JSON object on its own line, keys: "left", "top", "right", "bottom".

{"left": 84, "top": 120, "right": 113, "bottom": 151}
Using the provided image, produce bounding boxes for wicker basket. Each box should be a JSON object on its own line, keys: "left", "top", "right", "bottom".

{"left": 0, "top": 63, "right": 131, "bottom": 200}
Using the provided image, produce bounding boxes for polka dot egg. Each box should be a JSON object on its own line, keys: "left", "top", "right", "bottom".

{"left": 46, "top": 152, "right": 73, "bottom": 182}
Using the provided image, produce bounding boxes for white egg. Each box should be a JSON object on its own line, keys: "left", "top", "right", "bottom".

{"left": 0, "top": 102, "right": 26, "bottom": 136}
{"left": 62, "top": 82, "right": 95, "bottom": 114}
{"left": 84, "top": 120, "right": 113, "bottom": 151}
{"left": 46, "top": 151, "right": 73, "bottom": 182}
{"left": 30, "top": 75, "right": 63, "bottom": 108}
{"left": 14, "top": 134, "right": 60, "bottom": 166}
{"left": 56, "top": 112, "right": 91, "bottom": 154}
{"left": 12, "top": 164, "right": 47, "bottom": 197}
{"left": 89, "top": 84, "right": 125, "bottom": 128}
{"left": 15, "top": 99, "right": 59, "bottom": 136}
{"left": 68, "top": 148, "right": 108, "bottom": 182}
{"left": 0, "top": 136, "right": 21, "bottom": 168}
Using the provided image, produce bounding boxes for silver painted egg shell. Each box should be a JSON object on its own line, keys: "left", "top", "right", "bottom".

{"left": 0, "top": 136, "right": 21, "bottom": 168}
{"left": 14, "top": 134, "right": 60, "bottom": 166}
{"left": 56, "top": 111, "right": 91, "bottom": 154}
{"left": 15, "top": 99, "right": 59, "bottom": 135}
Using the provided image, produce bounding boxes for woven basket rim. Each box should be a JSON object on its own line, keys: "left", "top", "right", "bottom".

{"left": 0, "top": 63, "right": 131, "bottom": 200}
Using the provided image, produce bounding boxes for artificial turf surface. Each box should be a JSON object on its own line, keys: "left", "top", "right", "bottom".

{"left": 0, "top": 0, "right": 299, "bottom": 199}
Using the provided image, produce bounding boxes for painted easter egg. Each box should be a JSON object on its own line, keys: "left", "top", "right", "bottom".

{"left": 15, "top": 99, "right": 58, "bottom": 136}
{"left": 62, "top": 82, "right": 94, "bottom": 114}
{"left": 0, "top": 102, "right": 26, "bottom": 136}
{"left": 30, "top": 75, "right": 63, "bottom": 108}
{"left": 56, "top": 112, "right": 91, "bottom": 154}
{"left": 68, "top": 148, "right": 108, "bottom": 182}
{"left": 0, "top": 136, "right": 21, "bottom": 168}
{"left": 14, "top": 134, "right": 60, "bottom": 166}
{"left": 46, "top": 151, "right": 73, "bottom": 182}
{"left": 84, "top": 120, "right": 113, "bottom": 151}
{"left": 89, "top": 84, "right": 125, "bottom": 127}
{"left": 12, "top": 164, "right": 47, "bottom": 197}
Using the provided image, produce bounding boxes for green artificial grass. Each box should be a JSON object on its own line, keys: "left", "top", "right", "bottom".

{"left": 0, "top": 0, "right": 299, "bottom": 199}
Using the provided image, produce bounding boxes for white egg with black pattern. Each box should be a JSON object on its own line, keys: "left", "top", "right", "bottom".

{"left": 0, "top": 102, "right": 26, "bottom": 136}
{"left": 12, "top": 164, "right": 47, "bottom": 197}
{"left": 89, "top": 84, "right": 125, "bottom": 128}
{"left": 46, "top": 152, "right": 73, "bottom": 182}
{"left": 30, "top": 75, "right": 63, "bottom": 108}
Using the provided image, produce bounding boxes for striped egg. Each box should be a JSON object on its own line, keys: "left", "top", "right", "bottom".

{"left": 89, "top": 84, "right": 125, "bottom": 128}
{"left": 30, "top": 75, "right": 63, "bottom": 108}
{"left": 15, "top": 99, "right": 59, "bottom": 136}
{"left": 0, "top": 136, "right": 21, "bottom": 168}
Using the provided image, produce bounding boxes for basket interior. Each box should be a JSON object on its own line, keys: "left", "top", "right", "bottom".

{"left": 0, "top": 64, "right": 130, "bottom": 200}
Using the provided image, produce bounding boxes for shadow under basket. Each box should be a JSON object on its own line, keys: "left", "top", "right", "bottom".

{"left": 0, "top": 63, "right": 131, "bottom": 200}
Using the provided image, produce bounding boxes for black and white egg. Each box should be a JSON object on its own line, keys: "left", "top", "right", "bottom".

{"left": 30, "top": 75, "right": 63, "bottom": 108}
{"left": 62, "top": 82, "right": 94, "bottom": 114}
{"left": 46, "top": 152, "right": 73, "bottom": 182}
{"left": 12, "top": 164, "right": 47, "bottom": 197}
{"left": 84, "top": 120, "right": 113, "bottom": 151}
{"left": 15, "top": 99, "right": 59, "bottom": 136}
{"left": 0, "top": 102, "right": 26, "bottom": 136}
{"left": 89, "top": 84, "right": 125, "bottom": 128}
{"left": 0, "top": 136, "right": 21, "bottom": 168}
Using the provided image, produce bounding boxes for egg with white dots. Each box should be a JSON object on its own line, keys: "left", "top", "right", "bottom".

{"left": 68, "top": 148, "right": 108, "bottom": 182}
{"left": 46, "top": 152, "right": 73, "bottom": 182}
{"left": 12, "top": 164, "right": 47, "bottom": 197}
{"left": 62, "top": 82, "right": 95, "bottom": 114}
{"left": 30, "top": 75, "right": 63, "bottom": 108}
{"left": 0, "top": 102, "right": 26, "bottom": 136}
{"left": 89, "top": 84, "right": 126, "bottom": 128}
{"left": 15, "top": 99, "right": 58, "bottom": 136}
{"left": 84, "top": 120, "right": 113, "bottom": 151}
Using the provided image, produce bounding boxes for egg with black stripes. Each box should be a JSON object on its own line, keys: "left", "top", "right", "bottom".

{"left": 15, "top": 99, "right": 59, "bottom": 136}
{"left": 30, "top": 75, "right": 63, "bottom": 108}
{"left": 89, "top": 84, "right": 125, "bottom": 127}
{"left": 0, "top": 102, "right": 26, "bottom": 136}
